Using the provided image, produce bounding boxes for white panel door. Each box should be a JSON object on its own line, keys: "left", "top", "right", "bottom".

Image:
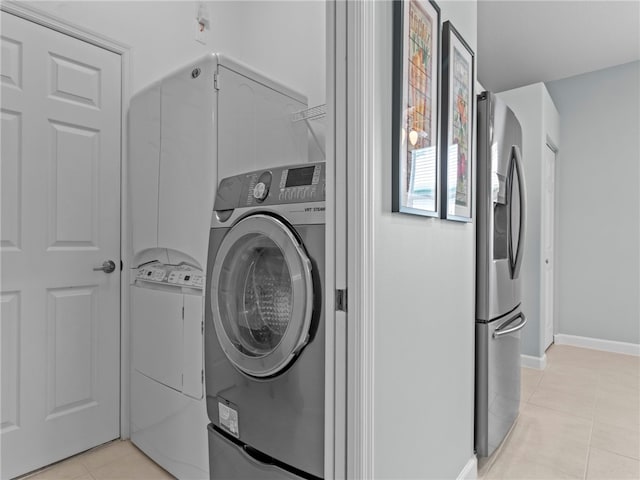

{"left": 1, "top": 12, "right": 121, "bottom": 478}
{"left": 542, "top": 145, "right": 556, "bottom": 351}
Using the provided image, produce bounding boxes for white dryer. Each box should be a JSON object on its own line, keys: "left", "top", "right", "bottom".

{"left": 205, "top": 162, "right": 326, "bottom": 479}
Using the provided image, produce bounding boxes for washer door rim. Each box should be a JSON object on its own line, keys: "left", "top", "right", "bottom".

{"left": 210, "top": 213, "right": 314, "bottom": 378}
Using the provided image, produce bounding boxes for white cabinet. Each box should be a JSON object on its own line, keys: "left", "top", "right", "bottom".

{"left": 216, "top": 63, "right": 308, "bottom": 180}
{"left": 157, "top": 61, "right": 216, "bottom": 267}
{"left": 129, "top": 81, "right": 161, "bottom": 255}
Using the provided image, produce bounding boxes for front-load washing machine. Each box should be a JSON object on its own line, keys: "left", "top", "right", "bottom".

{"left": 205, "top": 162, "right": 325, "bottom": 479}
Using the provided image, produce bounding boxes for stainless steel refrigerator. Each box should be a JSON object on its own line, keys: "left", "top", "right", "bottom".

{"left": 475, "top": 91, "right": 527, "bottom": 457}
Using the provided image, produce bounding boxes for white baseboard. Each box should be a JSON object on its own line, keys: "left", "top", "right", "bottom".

{"left": 457, "top": 456, "right": 477, "bottom": 480}
{"left": 554, "top": 334, "right": 640, "bottom": 356}
{"left": 521, "top": 353, "right": 547, "bottom": 370}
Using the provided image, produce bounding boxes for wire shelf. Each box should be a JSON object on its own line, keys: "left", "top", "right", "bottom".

{"left": 292, "top": 104, "right": 326, "bottom": 122}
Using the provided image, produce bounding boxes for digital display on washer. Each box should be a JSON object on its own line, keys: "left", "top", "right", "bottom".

{"left": 285, "top": 166, "right": 315, "bottom": 187}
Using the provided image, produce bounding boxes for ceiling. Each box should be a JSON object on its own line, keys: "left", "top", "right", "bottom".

{"left": 477, "top": 0, "right": 640, "bottom": 92}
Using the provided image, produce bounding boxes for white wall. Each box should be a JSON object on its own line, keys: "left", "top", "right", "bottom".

{"left": 372, "top": 1, "right": 477, "bottom": 478}
{"left": 546, "top": 61, "right": 640, "bottom": 345}
{"left": 497, "top": 83, "right": 560, "bottom": 359}
{"left": 30, "top": 1, "right": 325, "bottom": 104}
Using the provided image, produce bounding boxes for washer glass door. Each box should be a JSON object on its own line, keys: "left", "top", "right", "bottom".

{"left": 211, "top": 214, "right": 314, "bottom": 377}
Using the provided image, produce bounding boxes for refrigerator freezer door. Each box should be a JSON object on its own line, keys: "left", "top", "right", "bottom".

{"left": 475, "top": 309, "right": 525, "bottom": 457}
{"left": 476, "top": 93, "right": 524, "bottom": 321}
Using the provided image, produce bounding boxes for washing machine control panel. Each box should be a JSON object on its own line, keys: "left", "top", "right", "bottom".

{"left": 214, "top": 162, "right": 326, "bottom": 211}
{"left": 135, "top": 262, "right": 204, "bottom": 289}
{"left": 249, "top": 163, "right": 325, "bottom": 206}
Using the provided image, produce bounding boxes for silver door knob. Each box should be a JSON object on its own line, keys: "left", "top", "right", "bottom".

{"left": 93, "top": 260, "right": 116, "bottom": 273}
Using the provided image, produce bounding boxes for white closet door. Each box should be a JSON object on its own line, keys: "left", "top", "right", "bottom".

{"left": 1, "top": 12, "right": 121, "bottom": 478}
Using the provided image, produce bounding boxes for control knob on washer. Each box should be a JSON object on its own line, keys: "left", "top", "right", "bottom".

{"left": 253, "top": 182, "right": 268, "bottom": 201}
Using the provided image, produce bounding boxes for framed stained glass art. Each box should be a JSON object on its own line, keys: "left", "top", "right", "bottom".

{"left": 392, "top": 0, "right": 441, "bottom": 217}
{"left": 440, "top": 20, "right": 474, "bottom": 222}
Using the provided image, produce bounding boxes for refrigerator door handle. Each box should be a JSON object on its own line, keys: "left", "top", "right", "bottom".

{"left": 512, "top": 145, "right": 526, "bottom": 279}
{"left": 507, "top": 145, "right": 526, "bottom": 279}
{"left": 494, "top": 313, "right": 527, "bottom": 338}
{"left": 506, "top": 149, "right": 516, "bottom": 276}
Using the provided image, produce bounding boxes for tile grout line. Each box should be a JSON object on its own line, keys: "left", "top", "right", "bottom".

{"left": 592, "top": 367, "right": 640, "bottom": 462}
{"left": 555, "top": 347, "right": 595, "bottom": 480}
{"left": 85, "top": 448, "right": 145, "bottom": 477}
{"left": 583, "top": 413, "right": 595, "bottom": 480}
{"left": 525, "top": 397, "right": 596, "bottom": 423}
{"left": 589, "top": 445, "right": 640, "bottom": 463}
{"left": 78, "top": 440, "right": 139, "bottom": 473}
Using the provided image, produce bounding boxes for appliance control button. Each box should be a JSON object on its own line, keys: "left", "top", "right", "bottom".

{"left": 253, "top": 182, "right": 267, "bottom": 201}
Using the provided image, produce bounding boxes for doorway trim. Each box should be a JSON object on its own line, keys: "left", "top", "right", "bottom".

{"left": 541, "top": 138, "right": 558, "bottom": 353}
{"left": 343, "top": 1, "right": 376, "bottom": 478}
{"left": 0, "top": 1, "right": 132, "bottom": 439}
{"left": 324, "top": 0, "right": 377, "bottom": 477}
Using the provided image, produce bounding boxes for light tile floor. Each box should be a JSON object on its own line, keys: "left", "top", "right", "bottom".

{"left": 480, "top": 344, "right": 640, "bottom": 479}
{"left": 21, "top": 345, "right": 639, "bottom": 480}
{"left": 21, "top": 440, "right": 174, "bottom": 480}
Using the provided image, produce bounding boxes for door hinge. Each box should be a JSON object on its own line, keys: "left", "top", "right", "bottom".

{"left": 214, "top": 72, "right": 220, "bottom": 90}
{"left": 336, "top": 289, "right": 347, "bottom": 312}
{"left": 201, "top": 370, "right": 204, "bottom": 384}
{"left": 201, "top": 320, "right": 204, "bottom": 335}
{"left": 182, "top": 306, "right": 185, "bottom": 319}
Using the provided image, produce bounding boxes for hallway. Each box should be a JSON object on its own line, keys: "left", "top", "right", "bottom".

{"left": 481, "top": 344, "right": 640, "bottom": 479}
